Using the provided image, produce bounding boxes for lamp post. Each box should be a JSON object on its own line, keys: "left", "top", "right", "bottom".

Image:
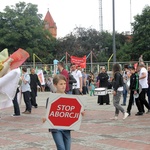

{"left": 112, "top": 0, "right": 116, "bottom": 63}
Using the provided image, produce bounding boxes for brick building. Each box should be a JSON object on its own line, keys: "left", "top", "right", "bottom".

{"left": 44, "top": 10, "right": 57, "bottom": 38}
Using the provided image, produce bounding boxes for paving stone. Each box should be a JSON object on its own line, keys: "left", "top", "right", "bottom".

{"left": 0, "top": 92, "right": 150, "bottom": 150}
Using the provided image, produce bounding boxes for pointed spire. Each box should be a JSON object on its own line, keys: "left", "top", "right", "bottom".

{"left": 44, "top": 9, "right": 57, "bottom": 38}
{"left": 44, "top": 10, "right": 56, "bottom": 28}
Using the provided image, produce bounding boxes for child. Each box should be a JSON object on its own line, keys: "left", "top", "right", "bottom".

{"left": 43, "top": 74, "right": 85, "bottom": 150}
{"left": 90, "top": 79, "right": 95, "bottom": 96}
{"left": 127, "top": 66, "right": 143, "bottom": 116}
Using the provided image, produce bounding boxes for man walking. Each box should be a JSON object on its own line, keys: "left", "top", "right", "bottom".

{"left": 30, "top": 68, "right": 41, "bottom": 108}
{"left": 21, "top": 67, "right": 32, "bottom": 114}
{"left": 138, "top": 64, "right": 150, "bottom": 114}
{"left": 147, "top": 66, "right": 150, "bottom": 106}
{"left": 70, "top": 63, "right": 82, "bottom": 95}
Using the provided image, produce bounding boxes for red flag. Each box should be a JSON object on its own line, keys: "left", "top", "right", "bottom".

{"left": 71, "top": 55, "right": 86, "bottom": 68}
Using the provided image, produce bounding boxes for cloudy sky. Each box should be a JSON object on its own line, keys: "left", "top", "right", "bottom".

{"left": 0, "top": 0, "right": 150, "bottom": 37}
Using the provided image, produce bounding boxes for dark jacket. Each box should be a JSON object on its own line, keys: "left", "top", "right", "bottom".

{"left": 30, "top": 74, "right": 41, "bottom": 90}
{"left": 130, "top": 73, "right": 139, "bottom": 91}
{"left": 112, "top": 72, "right": 123, "bottom": 92}
{"left": 98, "top": 72, "right": 109, "bottom": 87}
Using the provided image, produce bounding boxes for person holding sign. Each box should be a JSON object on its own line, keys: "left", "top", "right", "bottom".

{"left": 70, "top": 63, "right": 82, "bottom": 95}
{"left": 42, "top": 74, "right": 85, "bottom": 150}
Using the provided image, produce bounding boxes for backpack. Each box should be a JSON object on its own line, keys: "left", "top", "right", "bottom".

{"left": 69, "top": 74, "right": 77, "bottom": 84}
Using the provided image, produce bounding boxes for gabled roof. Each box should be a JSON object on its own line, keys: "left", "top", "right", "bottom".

{"left": 44, "top": 10, "right": 57, "bottom": 28}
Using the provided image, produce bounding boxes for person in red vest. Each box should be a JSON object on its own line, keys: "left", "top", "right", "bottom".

{"left": 57, "top": 62, "right": 69, "bottom": 93}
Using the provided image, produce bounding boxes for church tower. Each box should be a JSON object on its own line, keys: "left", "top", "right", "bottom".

{"left": 44, "top": 10, "right": 57, "bottom": 38}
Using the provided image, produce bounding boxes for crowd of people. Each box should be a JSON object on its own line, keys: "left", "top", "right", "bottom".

{"left": 6, "top": 60, "right": 150, "bottom": 150}
{"left": 12, "top": 67, "right": 41, "bottom": 116}
{"left": 11, "top": 61, "right": 150, "bottom": 117}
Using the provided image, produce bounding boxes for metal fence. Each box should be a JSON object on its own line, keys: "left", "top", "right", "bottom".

{"left": 22, "top": 61, "right": 150, "bottom": 77}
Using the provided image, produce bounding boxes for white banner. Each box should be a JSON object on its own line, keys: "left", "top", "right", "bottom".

{"left": 0, "top": 68, "right": 21, "bottom": 109}
{"left": 43, "top": 93, "right": 87, "bottom": 131}
{"left": 37, "top": 69, "right": 45, "bottom": 85}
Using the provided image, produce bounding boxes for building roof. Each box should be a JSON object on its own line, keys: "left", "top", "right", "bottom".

{"left": 44, "top": 10, "right": 57, "bottom": 28}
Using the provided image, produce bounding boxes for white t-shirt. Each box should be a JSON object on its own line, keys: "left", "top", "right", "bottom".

{"left": 71, "top": 70, "right": 82, "bottom": 89}
{"left": 139, "top": 67, "right": 148, "bottom": 88}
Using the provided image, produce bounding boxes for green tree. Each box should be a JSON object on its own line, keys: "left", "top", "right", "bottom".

{"left": 0, "top": 2, "right": 56, "bottom": 63}
{"left": 56, "top": 27, "right": 128, "bottom": 63}
{"left": 117, "top": 43, "right": 132, "bottom": 61}
{"left": 131, "top": 5, "right": 150, "bottom": 61}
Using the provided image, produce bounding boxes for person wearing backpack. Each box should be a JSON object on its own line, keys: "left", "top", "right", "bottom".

{"left": 68, "top": 72, "right": 77, "bottom": 94}
{"left": 70, "top": 63, "right": 82, "bottom": 95}
{"left": 111, "top": 63, "right": 129, "bottom": 120}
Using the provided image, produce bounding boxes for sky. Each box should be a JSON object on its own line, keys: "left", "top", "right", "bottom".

{"left": 0, "top": 0, "right": 150, "bottom": 38}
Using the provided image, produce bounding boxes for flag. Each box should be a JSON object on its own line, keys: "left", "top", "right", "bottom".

{"left": 9, "top": 48, "right": 30, "bottom": 70}
{"left": 0, "top": 68, "right": 21, "bottom": 109}
{"left": 71, "top": 55, "right": 86, "bottom": 68}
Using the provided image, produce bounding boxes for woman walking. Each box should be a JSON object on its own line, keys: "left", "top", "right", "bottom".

{"left": 111, "top": 63, "right": 128, "bottom": 120}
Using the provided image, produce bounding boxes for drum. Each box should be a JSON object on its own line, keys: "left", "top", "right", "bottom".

{"left": 94, "top": 88, "right": 107, "bottom": 96}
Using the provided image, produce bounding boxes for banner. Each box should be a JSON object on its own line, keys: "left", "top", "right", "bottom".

{"left": 0, "top": 68, "right": 21, "bottom": 109}
{"left": 10, "top": 48, "right": 29, "bottom": 70}
{"left": 37, "top": 69, "right": 45, "bottom": 85}
{"left": 71, "top": 55, "right": 86, "bottom": 68}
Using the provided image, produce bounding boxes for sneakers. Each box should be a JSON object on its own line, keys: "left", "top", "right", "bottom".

{"left": 135, "top": 112, "right": 143, "bottom": 116}
{"left": 123, "top": 112, "right": 129, "bottom": 119}
{"left": 146, "top": 110, "right": 150, "bottom": 114}
{"left": 11, "top": 114, "right": 20, "bottom": 117}
{"left": 121, "top": 104, "right": 126, "bottom": 106}
{"left": 22, "top": 111, "right": 31, "bottom": 114}
{"left": 32, "top": 105, "right": 38, "bottom": 108}
{"left": 110, "top": 116, "right": 118, "bottom": 120}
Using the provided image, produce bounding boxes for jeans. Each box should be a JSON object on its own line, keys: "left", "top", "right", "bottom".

{"left": 139, "top": 88, "right": 150, "bottom": 112}
{"left": 122, "top": 84, "right": 127, "bottom": 104}
{"left": 12, "top": 89, "right": 20, "bottom": 115}
{"left": 51, "top": 130, "right": 71, "bottom": 150}
{"left": 113, "top": 91, "right": 125, "bottom": 115}
{"left": 30, "top": 88, "right": 38, "bottom": 107}
{"left": 66, "top": 91, "right": 72, "bottom": 94}
{"left": 147, "top": 86, "right": 150, "bottom": 106}
{"left": 23, "top": 91, "right": 31, "bottom": 112}
{"left": 82, "top": 86, "right": 87, "bottom": 95}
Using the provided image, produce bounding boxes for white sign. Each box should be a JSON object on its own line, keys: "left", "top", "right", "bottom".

{"left": 43, "top": 93, "right": 86, "bottom": 130}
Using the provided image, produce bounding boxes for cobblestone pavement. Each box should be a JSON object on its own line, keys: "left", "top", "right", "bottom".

{"left": 0, "top": 92, "right": 150, "bottom": 150}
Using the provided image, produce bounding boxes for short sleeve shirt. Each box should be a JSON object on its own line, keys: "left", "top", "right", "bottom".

{"left": 139, "top": 67, "right": 148, "bottom": 88}
{"left": 71, "top": 70, "right": 82, "bottom": 89}
{"left": 21, "top": 73, "right": 31, "bottom": 92}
